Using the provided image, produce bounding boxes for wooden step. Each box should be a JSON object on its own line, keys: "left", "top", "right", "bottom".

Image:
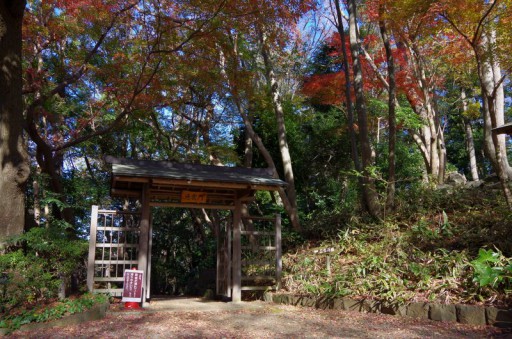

{"left": 242, "top": 275, "right": 276, "bottom": 282}
{"left": 240, "top": 230, "right": 275, "bottom": 236}
{"left": 241, "top": 286, "right": 277, "bottom": 291}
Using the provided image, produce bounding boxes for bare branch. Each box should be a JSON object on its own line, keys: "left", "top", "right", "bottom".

{"left": 150, "top": 0, "right": 227, "bottom": 55}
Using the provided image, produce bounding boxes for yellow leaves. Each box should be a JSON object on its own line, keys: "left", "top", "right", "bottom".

{"left": 438, "top": 0, "right": 505, "bottom": 44}
{"left": 463, "top": 102, "right": 481, "bottom": 120}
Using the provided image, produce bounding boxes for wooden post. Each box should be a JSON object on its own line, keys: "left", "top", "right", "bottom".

{"left": 146, "top": 214, "right": 153, "bottom": 300}
{"left": 138, "top": 184, "right": 150, "bottom": 306}
{"left": 87, "top": 205, "right": 98, "bottom": 292}
{"left": 232, "top": 198, "right": 242, "bottom": 302}
{"left": 216, "top": 221, "right": 221, "bottom": 296}
{"left": 227, "top": 216, "right": 232, "bottom": 298}
{"left": 275, "top": 213, "right": 282, "bottom": 290}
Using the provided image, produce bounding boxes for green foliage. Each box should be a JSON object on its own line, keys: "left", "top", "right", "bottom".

{"left": 396, "top": 103, "right": 423, "bottom": 130}
{"left": 150, "top": 208, "right": 218, "bottom": 296}
{"left": 367, "top": 98, "right": 387, "bottom": 118}
{"left": 463, "top": 102, "right": 481, "bottom": 120}
{"left": 375, "top": 133, "right": 424, "bottom": 188}
{"left": 471, "top": 249, "right": 512, "bottom": 289}
{"left": 410, "top": 211, "right": 453, "bottom": 242}
{"left": 284, "top": 185, "right": 512, "bottom": 306}
{"left": 0, "top": 293, "right": 107, "bottom": 332}
{"left": 284, "top": 221, "right": 475, "bottom": 304}
{"left": 0, "top": 225, "right": 88, "bottom": 313}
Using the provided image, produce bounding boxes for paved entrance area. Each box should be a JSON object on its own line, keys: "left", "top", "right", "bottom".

{"left": 144, "top": 296, "right": 267, "bottom": 312}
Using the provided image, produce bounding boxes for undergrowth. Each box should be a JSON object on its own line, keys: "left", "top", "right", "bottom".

{"left": 0, "top": 293, "right": 108, "bottom": 333}
{"left": 282, "top": 185, "right": 512, "bottom": 307}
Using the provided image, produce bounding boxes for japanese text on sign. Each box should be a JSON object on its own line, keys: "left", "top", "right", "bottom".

{"left": 122, "top": 269, "right": 144, "bottom": 303}
{"left": 181, "top": 191, "right": 207, "bottom": 204}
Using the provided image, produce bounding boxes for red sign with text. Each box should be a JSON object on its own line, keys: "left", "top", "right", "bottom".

{"left": 122, "top": 269, "right": 144, "bottom": 302}
{"left": 181, "top": 190, "right": 208, "bottom": 204}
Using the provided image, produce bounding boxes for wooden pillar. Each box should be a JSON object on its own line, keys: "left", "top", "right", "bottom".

{"left": 275, "top": 213, "right": 282, "bottom": 290}
{"left": 146, "top": 214, "right": 153, "bottom": 300}
{"left": 87, "top": 205, "right": 98, "bottom": 292}
{"left": 138, "top": 184, "right": 150, "bottom": 306}
{"left": 232, "top": 198, "right": 242, "bottom": 302}
{"left": 226, "top": 216, "right": 232, "bottom": 298}
{"left": 216, "top": 220, "right": 223, "bottom": 296}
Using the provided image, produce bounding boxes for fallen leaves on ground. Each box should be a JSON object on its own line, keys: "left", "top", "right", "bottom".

{"left": 8, "top": 303, "right": 512, "bottom": 338}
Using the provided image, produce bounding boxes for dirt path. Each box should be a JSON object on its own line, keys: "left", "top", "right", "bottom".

{"left": 8, "top": 299, "right": 512, "bottom": 338}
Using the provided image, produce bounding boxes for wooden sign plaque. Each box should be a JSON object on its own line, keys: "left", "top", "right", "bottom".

{"left": 181, "top": 190, "right": 208, "bottom": 203}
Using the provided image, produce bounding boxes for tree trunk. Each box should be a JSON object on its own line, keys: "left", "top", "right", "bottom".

{"left": 201, "top": 102, "right": 223, "bottom": 166}
{"left": 333, "top": 0, "right": 360, "bottom": 172}
{"left": 461, "top": 89, "right": 479, "bottom": 181}
{"left": 394, "top": 36, "right": 445, "bottom": 184}
{"left": 436, "top": 114, "right": 447, "bottom": 184}
{"left": 0, "top": 1, "right": 30, "bottom": 244}
{"left": 406, "top": 90, "right": 445, "bottom": 184}
{"left": 347, "top": 0, "right": 381, "bottom": 218}
{"left": 490, "top": 30, "right": 511, "bottom": 178}
{"left": 478, "top": 30, "right": 512, "bottom": 180}
{"left": 463, "top": 117, "right": 479, "bottom": 181}
{"left": 488, "top": 95, "right": 512, "bottom": 208}
{"left": 475, "top": 32, "right": 512, "bottom": 208}
{"left": 416, "top": 50, "right": 444, "bottom": 184}
{"left": 33, "top": 142, "right": 74, "bottom": 227}
{"left": 244, "top": 124, "right": 253, "bottom": 168}
{"left": 379, "top": 13, "right": 396, "bottom": 211}
{"left": 259, "top": 31, "right": 301, "bottom": 230}
{"left": 219, "top": 33, "right": 301, "bottom": 231}
{"left": 236, "top": 99, "right": 301, "bottom": 231}
{"left": 32, "top": 164, "right": 44, "bottom": 226}
{"left": 361, "top": 39, "right": 445, "bottom": 185}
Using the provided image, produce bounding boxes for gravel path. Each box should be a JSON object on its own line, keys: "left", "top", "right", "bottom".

{"left": 9, "top": 299, "right": 512, "bottom": 338}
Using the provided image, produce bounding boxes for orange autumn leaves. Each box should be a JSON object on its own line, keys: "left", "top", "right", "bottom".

{"left": 302, "top": 0, "right": 511, "bottom": 108}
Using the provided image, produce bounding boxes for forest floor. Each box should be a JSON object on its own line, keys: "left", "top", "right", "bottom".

{"left": 8, "top": 298, "right": 512, "bottom": 338}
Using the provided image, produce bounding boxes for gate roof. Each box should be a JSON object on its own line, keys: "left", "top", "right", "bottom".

{"left": 494, "top": 122, "right": 512, "bottom": 135}
{"left": 106, "top": 156, "right": 286, "bottom": 209}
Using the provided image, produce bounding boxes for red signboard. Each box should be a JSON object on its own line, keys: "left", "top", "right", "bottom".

{"left": 122, "top": 269, "right": 144, "bottom": 302}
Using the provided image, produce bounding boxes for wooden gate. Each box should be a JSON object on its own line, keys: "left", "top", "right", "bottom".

{"left": 87, "top": 206, "right": 142, "bottom": 296}
{"left": 240, "top": 214, "right": 282, "bottom": 291}
{"left": 87, "top": 204, "right": 281, "bottom": 299}
{"left": 216, "top": 213, "right": 282, "bottom": 297}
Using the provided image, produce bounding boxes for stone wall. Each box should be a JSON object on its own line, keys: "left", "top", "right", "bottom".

{"left": 264, "top": 293, "right": 512, "bottom": 328}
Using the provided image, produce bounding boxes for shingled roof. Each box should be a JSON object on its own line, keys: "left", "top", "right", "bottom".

{"left": 105, "top": 156, "right": 286, "bottom": 209}
{"left": 107, "top": 156, "right": 286, "bottom": 187}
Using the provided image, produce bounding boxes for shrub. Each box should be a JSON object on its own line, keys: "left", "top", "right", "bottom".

{"left": 0, "top": 293, "right": 108, "bottom": 332}
{"left": 0, "top": 224, "right": 88, "bottom": 313}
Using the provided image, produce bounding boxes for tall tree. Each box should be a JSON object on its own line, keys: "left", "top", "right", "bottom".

{"left": 0, "top": 0, "right": 30, "bottom": 243}
{"left": 439, "top": 0, "right": 512, "bottom": 207}
{"left": 211, "top": 0, "right": 315, "bottom": 230}
{"left": 21, "top": 0, "right": 227, "bottom": 227}
{"left": 353, "top": 0, "right": 448, "bottom": 184}
{"left": 217, "top": 28, "right": 303, "bottom": 231}
{"left": 347, "top": 0, "right": 381, "bottom": 217}
{"left": 389, "top": 3, "right": 447, "bottom": 184}
{"left": 378, "top": 3, "right": 397, "bottom": 210}
{"left": 332, "top": 0, "right": 360, "bottom": 173}
{"left": 259, "top": 29, "right": 301, "bottom": 230}
{"left": 461, "top": 88, "right": 480, "bottom": 181}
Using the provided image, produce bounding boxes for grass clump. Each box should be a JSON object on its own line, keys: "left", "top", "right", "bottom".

{"left": 282, "top": 185, "right": 512, "bottom": 307}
